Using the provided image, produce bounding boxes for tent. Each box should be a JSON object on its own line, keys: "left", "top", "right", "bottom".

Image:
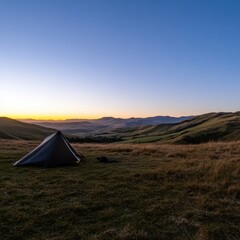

{"left": 14, "top": 131, "right": 84, "bottom": 167}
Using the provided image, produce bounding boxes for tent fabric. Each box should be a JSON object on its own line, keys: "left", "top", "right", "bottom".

{"left": 14, "top": 131, "right": 82, "bottom": 167}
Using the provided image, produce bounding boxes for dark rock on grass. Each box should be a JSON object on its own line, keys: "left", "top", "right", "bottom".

{"left": 97, "top": 156, "right": 118, "bottom": 163}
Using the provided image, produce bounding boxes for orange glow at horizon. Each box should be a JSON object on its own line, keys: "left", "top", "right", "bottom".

{"left": 3, "top": 113, "right": 102, "bottom": 121}
{"left": 0, "top": 84, "right": 184, "bottom": 120}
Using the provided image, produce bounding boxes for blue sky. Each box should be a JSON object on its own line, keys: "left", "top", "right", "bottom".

{"left": 0, "top": 0, "right": 240, "bottom": 119}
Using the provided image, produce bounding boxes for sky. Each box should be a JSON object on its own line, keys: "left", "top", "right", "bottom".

{"left": 0, "top": 0, "right": 240, "bottom": 120}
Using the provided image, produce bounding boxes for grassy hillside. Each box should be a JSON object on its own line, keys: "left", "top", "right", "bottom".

{"left": 0, "top": 117, "right": 55, "bottom": 140}
{"left": 0, "top": 141, "right": 239, "bottom": 239}
{"left": 120, "top": 112, "right": 240, "bottom": 144}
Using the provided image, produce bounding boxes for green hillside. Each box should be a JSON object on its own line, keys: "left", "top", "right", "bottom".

{"left": 119, "top": 112, "right": 240, "bottom": 143}
{"left": 0, "top": 117, "right": 55, "bottom": 140}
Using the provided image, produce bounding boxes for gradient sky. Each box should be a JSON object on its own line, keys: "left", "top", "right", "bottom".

{"left": 0, "top": 0, "right": 240, "bottom": 119}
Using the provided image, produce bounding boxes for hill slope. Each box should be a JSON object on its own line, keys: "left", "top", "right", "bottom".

{"left": 121, "top": 112, "right": 240, "bottom": 143}
{"left": 0, "top": 117, "right": 55, "bottom": 140}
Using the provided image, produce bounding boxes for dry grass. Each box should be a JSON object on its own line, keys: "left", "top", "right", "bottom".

{"left": 0, "top": 140, "right": 240, "bottom": 239}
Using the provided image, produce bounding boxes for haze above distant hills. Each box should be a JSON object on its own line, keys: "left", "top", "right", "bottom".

{"left": 22, "top": 116, "right": 190, "bottom": 136}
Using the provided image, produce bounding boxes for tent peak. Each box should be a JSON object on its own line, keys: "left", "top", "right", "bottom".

{"left": 56, "top": 130, "right": 62, "bottom": 135}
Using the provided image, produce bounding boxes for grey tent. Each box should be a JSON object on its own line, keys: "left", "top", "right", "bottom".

{"left": 14, "top": 131, "right": 83, "bottom": 167}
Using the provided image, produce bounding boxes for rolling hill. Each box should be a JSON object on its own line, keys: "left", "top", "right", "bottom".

{"left": 117, "top": 112, "right": 240, "bottom": 143}
{"left": 1, "top": 112, "right": 240, "bottom": 143}
{"left": 0, "top": 117, "right": 55, "bottom": 140}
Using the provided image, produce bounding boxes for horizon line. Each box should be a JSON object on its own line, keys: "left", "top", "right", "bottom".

{"left": 1, "top": 110, "right": 239, "bottom": 121}
{"left": 3, "top": 114, "right": 192, "bottom": 121}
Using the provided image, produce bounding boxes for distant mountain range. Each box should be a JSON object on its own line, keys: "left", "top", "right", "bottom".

{"left": 22, "top": 116, "right": 190, "bottom": 136}
{"left": 1, "top": 112, "right": 240, "bottom": 143}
